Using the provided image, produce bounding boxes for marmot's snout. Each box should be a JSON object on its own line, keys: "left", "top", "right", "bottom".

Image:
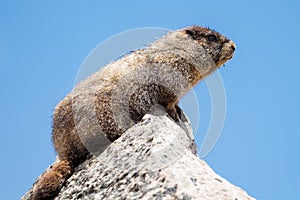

{"left": 225, "top": 40, "right": 236, "bottom": 59}
{"left": 229, "top": 41, "right": 236, "bottom": 51}
{"left": 219, "top": 40, "right": 236, "bottom": 66}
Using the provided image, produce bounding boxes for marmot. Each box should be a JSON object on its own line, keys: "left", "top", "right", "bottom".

{"left": 31, "top": 26, "right": 236, "bottom": 200}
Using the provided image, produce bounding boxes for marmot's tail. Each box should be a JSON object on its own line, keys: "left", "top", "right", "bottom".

{"left": 32, "top": 159, "right": 73, "bottom": 200}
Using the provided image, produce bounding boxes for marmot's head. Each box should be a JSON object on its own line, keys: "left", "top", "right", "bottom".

{"left": 184, "top": 26, "right": 236, "bottom": 67}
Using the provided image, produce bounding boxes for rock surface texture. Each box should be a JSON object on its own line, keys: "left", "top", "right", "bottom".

{"left": 22, "top": 114, "right": 255, "bottom": 200}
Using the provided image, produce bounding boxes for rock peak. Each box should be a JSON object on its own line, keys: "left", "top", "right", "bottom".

{"left": 22, "top": 114, "right": 254, "bottom": 200}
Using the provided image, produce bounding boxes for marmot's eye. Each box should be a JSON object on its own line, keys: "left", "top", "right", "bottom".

{"left": 207, "top": 34, "right": 217, "bottom": 42}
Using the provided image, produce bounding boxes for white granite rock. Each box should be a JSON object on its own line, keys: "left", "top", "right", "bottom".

{"left": 22, "top": 114, "right": 255, "bottom": 200}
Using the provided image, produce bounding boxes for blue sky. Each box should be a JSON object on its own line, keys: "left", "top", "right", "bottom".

{"left": 1, "top": 1, "right": 299, "bottom": 199}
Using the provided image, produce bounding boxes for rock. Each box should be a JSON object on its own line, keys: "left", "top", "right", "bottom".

{"left": 22, "top": 114, "right": 255, "bottom": 200}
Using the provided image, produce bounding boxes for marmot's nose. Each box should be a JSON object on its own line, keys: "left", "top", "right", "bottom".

{"left": 229, "top": 41, "right": 236, "bottom": 51}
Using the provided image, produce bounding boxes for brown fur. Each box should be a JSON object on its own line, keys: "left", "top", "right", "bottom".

{"left": 31, "top": 26, "right": 235, "bottom": 200}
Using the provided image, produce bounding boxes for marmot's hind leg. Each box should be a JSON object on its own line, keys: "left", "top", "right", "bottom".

{"left": 32, "top": 159, "right": 73, "bottom": 200}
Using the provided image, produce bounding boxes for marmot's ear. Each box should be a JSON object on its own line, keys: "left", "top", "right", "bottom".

{"left": 185, "top": 29, "right": 195, "bottom": 36}
{"left": 185, "top": 29, "right": 197, "bottom": 40}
